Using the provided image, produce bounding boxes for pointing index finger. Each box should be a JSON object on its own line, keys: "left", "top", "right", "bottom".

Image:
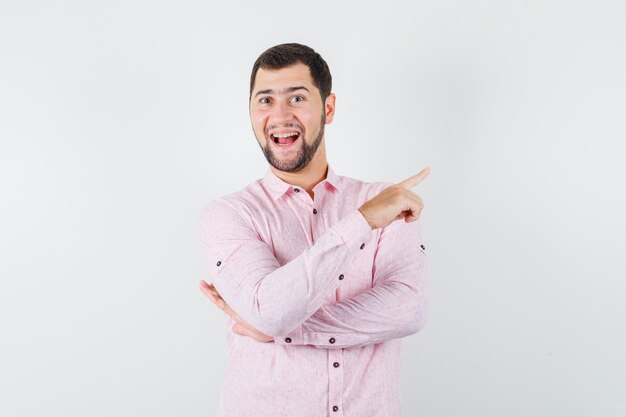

{"left": 398, "top": 167, "right": 431, "bottom": 189}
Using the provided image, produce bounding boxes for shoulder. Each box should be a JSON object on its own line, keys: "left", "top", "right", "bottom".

{"left": 202, "top": 178, "right": 267, "bottom": 216}
{"left": 200, "top": 180, "right": 267, "bottom": 232}
{"left": 336, "top": 172, "right": 393, "bottom": 201}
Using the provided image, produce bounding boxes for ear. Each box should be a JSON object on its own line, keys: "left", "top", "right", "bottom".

{"left": 324, "top": 93, "right": 336, "bottom": 124}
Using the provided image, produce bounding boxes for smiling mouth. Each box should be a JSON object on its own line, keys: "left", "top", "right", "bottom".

{"left": 271, "top": 132, "right": 300, "bottom": 147}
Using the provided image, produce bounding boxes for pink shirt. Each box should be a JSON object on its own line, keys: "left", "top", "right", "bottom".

{"left": 200, "top": 165, "right": 429, "bottom": 417}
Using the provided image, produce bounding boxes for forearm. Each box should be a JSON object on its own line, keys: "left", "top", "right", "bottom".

{"left": 275, "top": 219, "right": 429, "bottom": 349}
{"left": 276, "top": 267, "right": 428, "bottom": 348}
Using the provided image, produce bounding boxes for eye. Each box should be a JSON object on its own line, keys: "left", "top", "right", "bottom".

{"left": 259, "top": 97, "right": 271, "bottom": 104}
{"left": 290, "top": 95, "right": 304, "bottom": 103}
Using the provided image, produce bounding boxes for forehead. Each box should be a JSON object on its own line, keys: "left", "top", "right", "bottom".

{"left": 252, "top": 62, "right": 317, "bottom": 95}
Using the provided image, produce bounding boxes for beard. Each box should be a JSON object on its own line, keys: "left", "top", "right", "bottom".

{"left": 259, "top": 114, "right": 325, "bottom": 173}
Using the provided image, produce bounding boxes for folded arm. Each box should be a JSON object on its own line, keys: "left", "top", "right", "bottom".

{"left": 200, "top": 197, "right": 374, "bottom": 337}
{"left": 275, "top": 216, "right": 429, "bottom": 349}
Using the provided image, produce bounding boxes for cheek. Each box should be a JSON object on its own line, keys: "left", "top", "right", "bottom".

{"left": 251, "top": 114, "right": 267, "bottom": 136}
{"left": 302, "top": 115, "right": 322, "bottom": 132}
{"left": 296, "top": 108, "right": 322, "bottom": 127}
{"left": 292, "top": 110, "right": 315, "bottom": 128}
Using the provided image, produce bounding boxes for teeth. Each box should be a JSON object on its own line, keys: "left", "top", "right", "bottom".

{"left": 272, "top": 132, "right": 299, "bottom": 138}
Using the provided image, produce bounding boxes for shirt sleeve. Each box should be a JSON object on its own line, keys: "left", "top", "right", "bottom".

{"left": 274, "top": 216, "right": 429, "bottom": 349}
{"left": 200, "top": 197, "right": 374, "bottom": 337}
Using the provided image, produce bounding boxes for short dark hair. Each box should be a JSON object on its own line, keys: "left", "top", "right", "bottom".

{"left": 249, "top": 43, "right": 332, "bottom": 101}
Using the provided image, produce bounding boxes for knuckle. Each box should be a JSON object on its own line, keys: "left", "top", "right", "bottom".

{"left": 390, "top": 187, "right": 405, "bottom": 202}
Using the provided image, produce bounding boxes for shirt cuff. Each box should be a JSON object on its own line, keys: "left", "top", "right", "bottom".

{"left": 275, "top": 327, "right": 369, "bottom": 349}
{"left": 274, "top": 325, "right": 304, "bottom": 345}
{"left": 331, "top": 209, "right": 374, "bottom": 259}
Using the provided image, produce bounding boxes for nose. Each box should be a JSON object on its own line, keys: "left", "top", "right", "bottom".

{"left": 269, "top": 100, "right": 295, "bottom": 125}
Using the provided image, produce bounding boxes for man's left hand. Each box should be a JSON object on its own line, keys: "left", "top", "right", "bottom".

{"left": 199, "top": 280, "right": 274, "bottom": 343}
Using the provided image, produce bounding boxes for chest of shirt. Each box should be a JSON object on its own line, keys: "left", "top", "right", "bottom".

{"left": 248, "top": 196, "right": 381, "bottom": 303}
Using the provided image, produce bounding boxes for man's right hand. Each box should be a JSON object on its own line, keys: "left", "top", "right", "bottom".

{"left": 200, "top": 280, "right": 274, "bottom": 343}
{"left": 358, "top": 167, "right": 430, "bottom": 230}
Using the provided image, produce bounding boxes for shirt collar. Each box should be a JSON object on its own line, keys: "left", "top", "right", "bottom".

{"left": 262, "top": 164, "right": 342, "bottom": 200}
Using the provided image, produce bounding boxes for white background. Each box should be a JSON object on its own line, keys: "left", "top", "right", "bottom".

{"left": 1, "top": 1, "right": 625, "bottom": 416}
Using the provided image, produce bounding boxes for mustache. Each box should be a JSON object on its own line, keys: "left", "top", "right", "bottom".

{"left": 264, "top": 123, "right": 305, "bottom": 136}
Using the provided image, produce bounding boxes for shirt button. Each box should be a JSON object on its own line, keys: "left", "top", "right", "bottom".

{"left": 285, "top": 337, "right": 292, "bottom": 343}
{"left": 332, "top": 405, "right": 339, "bottom": 412}
{"left": 329, "top": 337, "right": 336, "bottom": 344}
{"left": 313, "top": 208, "right": 317, "bottom": 214}
{"left": 333, "top": 362, "right": 340, "bottom": 368}
{"left": 360, "top": 243, "right": 365, "bottom": 249}
{"left": 294, "top": 188, "right": 300, "bottom": 193}
{"left": 420, "top": 244, "right": 426, "bottom": 250}
{"left": 338, "top": 274, "right": 344, "bottom": 280}
{"left": 216, "top": 261, "right": 222, "bottom": 266}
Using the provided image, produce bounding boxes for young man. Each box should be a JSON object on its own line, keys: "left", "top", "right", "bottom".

{"left": 200, "top": 43, "right": 430, "bottom": 417}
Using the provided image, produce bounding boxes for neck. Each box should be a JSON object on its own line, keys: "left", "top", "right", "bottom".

{"left": 270, "top": 141, "right": 328, "bottom": 199}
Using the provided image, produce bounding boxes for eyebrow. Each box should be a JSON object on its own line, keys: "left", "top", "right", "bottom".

{"left": 254, "top": 86, "right": 310, "bottom": 98}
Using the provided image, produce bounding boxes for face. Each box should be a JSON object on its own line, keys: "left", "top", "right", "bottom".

{"left": 249, "top": 62, "right": 335, "bottom": 173}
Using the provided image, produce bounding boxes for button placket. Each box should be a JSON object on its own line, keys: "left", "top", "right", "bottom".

{"left": 309, "top": 191, "right": 326, "bottom": 245}
{"left": 328, "top": 348, "right": 344, "bottom": 417}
